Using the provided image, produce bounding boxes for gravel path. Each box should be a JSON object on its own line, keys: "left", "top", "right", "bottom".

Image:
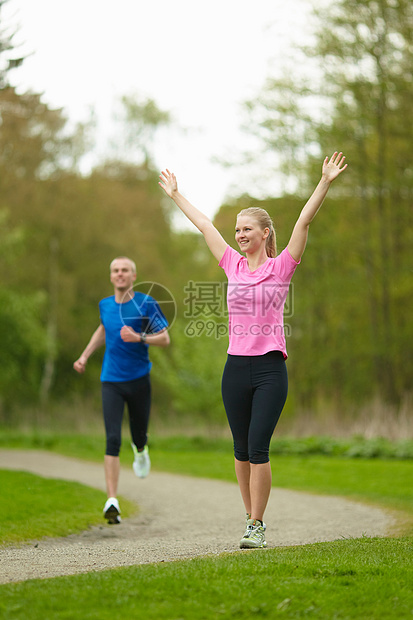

{"left": 0, "top": 449, "right": 394, "bottom": 584}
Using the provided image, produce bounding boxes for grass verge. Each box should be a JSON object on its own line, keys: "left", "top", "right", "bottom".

{"left": 0, "top": 537, "right": 412, "bottom": 619}
{"left": 0, "top": 469, "right": 137, "bottom": 546}
{"left": 0, "top": 432, "right": 412, "bottom": 619}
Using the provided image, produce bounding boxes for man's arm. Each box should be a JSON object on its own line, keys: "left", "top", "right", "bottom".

{"left": 120, "top": 325, "right": 170, "bottom": 348}
{"left": 73, "top": 324, "right": 106, "bottom": 374}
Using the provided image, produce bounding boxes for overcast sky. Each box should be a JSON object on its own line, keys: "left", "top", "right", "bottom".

{"left": 4, "top": 0, "right": 314, "bottom": 221}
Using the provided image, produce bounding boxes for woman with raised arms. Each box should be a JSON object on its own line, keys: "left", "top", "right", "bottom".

{"left": 159, "top": 152, "right": 347, "bottom": 549}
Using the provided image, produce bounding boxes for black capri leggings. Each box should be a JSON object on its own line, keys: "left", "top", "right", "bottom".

{"left": 221, "top": 351, "right": 288, "bottom": 464}
{"left": 102, "top": 375, "right": 151, "bottom": 457}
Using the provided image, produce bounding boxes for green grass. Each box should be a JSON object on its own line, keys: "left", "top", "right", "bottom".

{"left": 0, "top": 470, "right": 138, "bottom": 546}
{"left": 0, "top": 432, "right": 412, "bottom": 619}
{"left": 0, "top": 470, "right": 105, "bottom": 544}
{"left": 0, "top": 538, "right": 412, "bottom": 619}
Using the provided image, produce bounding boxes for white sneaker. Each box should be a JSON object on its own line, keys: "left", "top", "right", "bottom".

{"left": 132, "top": 443, "right": 151, "bottom": 478}
{"left": 240, "top": 518, "right": 267, "bottom": 549}
{"left": 103, "top": 497, "right": 121, "bottom": 524}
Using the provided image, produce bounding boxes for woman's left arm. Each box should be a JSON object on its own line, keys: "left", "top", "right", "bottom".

{"left": 287, "top": 152, "right": 348, "bottom": 262}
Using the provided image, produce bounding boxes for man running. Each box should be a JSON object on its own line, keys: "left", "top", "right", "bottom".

{"left": 74, "top": 256, "right": 170, "bottom": 524}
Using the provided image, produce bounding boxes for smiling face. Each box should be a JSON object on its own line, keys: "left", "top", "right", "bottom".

{"left": 110, "top": 258, "right": 136, "bottom": 294}
{"left": 235, "top": 215, "right": 269, "bottom": 254}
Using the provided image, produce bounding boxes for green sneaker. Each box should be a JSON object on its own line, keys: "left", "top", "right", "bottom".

{"left": 240, "top": 518, "right": 267, "bottom": 549}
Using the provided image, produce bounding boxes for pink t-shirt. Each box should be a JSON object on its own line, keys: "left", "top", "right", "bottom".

{"left": 219, "top": 245, "right": 300, "bottom": 358}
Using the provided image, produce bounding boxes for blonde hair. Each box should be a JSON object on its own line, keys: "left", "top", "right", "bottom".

{"left": 236, "top": 207, "right": 277, "bottom": 258}
{"left": 110, "top": 256, "right": 137, "bottom": 274}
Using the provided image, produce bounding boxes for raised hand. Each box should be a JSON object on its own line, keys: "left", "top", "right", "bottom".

{"left": 322, "top": 152, "right": 347, "bottom": 183}
{"left": 159, "top": 169, "right": 178, "bottom": 198}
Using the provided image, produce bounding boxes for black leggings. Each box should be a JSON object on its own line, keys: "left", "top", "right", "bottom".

{"left": 221, "top": 351, "right": 288, "bottom": 464}
{"left": 101, "top": 375, "right": 151, "bottom": 457}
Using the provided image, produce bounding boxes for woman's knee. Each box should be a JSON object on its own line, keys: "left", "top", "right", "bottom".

{"left": 249, "top": 448, "right": 270, "bottom": 464}
{"left": 234, "top": 446, "right": 249, "bottom": 462}
{"left": 233, "top": 435, "right": 270, "bottom": 463}
{"left": 105, "top": 434, "right": 121, "bottom": 456}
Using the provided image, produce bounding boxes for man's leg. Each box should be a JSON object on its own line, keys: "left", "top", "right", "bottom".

{"left": 126, "top": 375, "right": 152, "bottom": 478}
{"left": 101, "top": 382, "right": 124, "bottom": 522}
{"left": 126, "top": 375, "right": 151, "bottom": 450}
{"left": 104, "top": 454, "right": 120, "bottom": 498}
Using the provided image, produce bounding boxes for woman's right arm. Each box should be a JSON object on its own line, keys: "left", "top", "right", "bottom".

{"left": 159, "top": 169, "right": 228, "bottom": 263}
{"left": 73, "top": 324, "right": 106, "bottom": 374}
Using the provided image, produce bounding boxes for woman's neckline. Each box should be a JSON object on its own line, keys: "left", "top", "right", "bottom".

{"left": 245, "top": 255, "right": 272, "bottom": 273}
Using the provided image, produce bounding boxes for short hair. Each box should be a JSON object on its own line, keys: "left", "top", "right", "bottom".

{"left": 110, "top": 256, "right": 137, "bottom": 274}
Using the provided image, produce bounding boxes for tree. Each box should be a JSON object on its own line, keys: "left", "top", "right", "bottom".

{"left": 236, "top": 0, "right": 413, "bottom": 409}
{"left": 0, "top": 84, "right": 95, "bottom": 406}
{"left": 0, "top": 210, "right": 47, "bottom": 418}
{"left": 309, "top": 0, "right": 413, "bottom": 403}
{"left": 0, "top": 0, "right": 25, "bottom": 90}
{"left": 113, "top": 95, "right": 172, "bottom": 166}
{"left": 0, "top": 86, "right": 91, "bottom": 179}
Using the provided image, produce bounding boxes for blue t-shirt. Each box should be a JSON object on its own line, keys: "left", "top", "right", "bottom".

{"left": 99, "top": 293, "right": 168, "bottom": 382}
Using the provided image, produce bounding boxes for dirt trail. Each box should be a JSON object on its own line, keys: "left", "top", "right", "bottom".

{"left": 0, "top": 449, "right": 393, "bottom": 584}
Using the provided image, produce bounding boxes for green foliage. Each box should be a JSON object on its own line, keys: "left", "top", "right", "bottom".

{"left": 235, "top": 0, "right": 413, "bottom": 411}
{"left": 271, "top": 435, "right": 413, "bottom": 460}
{"left": 151, "top": 318, "right": 228, "bottom": 422}
{"left": 0, "top": 87, "right": 75, "bottom": 177}
{"left": 0, "top": 83, "right": 177, "bottom": 410}
{"left": 308, "top": 0, "right": 413, "bottom": 405}
{"left": 1, "top": 2, "right": 412, "bottom": 429}
{"left": 117, "top": 94, "right": 172, "bottom": 165}
{"left": 2, "top": 431, "right": 413, "bottom": 464}
{"left": 0, "top": 288, "right": 46, "bottom": 406}
{"left": 0, "top": 211, "right": 47, "bottom": 412}
{"left": 0, "top": 0, "right": 26, "bottom": 89}
{"left": 150, "top": 434, "right": 413, "bottom": 461}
